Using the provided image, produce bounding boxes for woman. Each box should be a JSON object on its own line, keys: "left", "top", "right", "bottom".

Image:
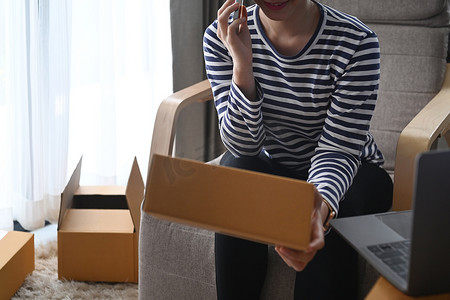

{"left": 203, "top": 0, "right": 393, "bottom": 299}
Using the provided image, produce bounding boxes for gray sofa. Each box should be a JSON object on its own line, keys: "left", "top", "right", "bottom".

{"left": 139, "top": 0, "right": 450, "bottom": 299}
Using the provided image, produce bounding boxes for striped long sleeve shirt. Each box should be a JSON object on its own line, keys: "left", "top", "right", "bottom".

{"left": 203, "top": 3, "right": 384, "bottom": 214}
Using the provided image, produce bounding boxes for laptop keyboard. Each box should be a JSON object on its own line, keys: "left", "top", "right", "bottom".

{"left": 367, "top": 241, "right": 411, "bottom": 280}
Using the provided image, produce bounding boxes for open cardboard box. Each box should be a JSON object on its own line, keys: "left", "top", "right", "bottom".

{"left": 143, "top": 154, "right": 314, "bottom": 251}
{"left": 58, "top": 157, "right": 144, "bottom": 283}
{"left": 0, "top": 230, "right": 34, "bottom": 299}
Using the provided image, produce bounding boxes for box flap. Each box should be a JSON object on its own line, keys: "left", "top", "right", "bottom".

{"left": 144, "top": 155, "right": 314, "bottom": 251}
{"left": 59, "top": 157, "right": 82, "bottom": 229}
{"left": 58, "top": 209, "right": 134, "bottom": 233}
{"left": 125, "top": 157, "right": 145, "bottom": 234}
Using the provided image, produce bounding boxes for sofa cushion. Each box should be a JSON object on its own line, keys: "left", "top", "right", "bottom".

{"left": 319, "top": 1, "right": 449, "bottom": 171}
{"left": 320, "top": 0, "right": 449, "bottom": 26}
{"left": 139, "top": 213, "right": 217, "bottom": 300}
{"left": 138, "top": 210, "right": 297, "bottom": 300}
{"left": 370, "top": 24, "right": 448, "bottom": 171}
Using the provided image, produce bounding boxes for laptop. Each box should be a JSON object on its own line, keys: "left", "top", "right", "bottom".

{"left": 330, "top": 149, "right": 450, "bottom": 297}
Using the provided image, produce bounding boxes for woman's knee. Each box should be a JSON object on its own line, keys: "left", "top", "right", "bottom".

{"left": 219, "top": 151, "right": 273, "bottom": 174}
{"left": 339, "top": 163, "right": 393, "bottom": 217}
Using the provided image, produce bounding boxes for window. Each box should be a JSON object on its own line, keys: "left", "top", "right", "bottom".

{"left": 0, "top": 0, "right": 172, "bottom": 230}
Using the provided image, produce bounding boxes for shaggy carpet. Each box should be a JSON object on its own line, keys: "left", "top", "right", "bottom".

{"left": 12, "top": 240, "right": 138, "bottom": 300}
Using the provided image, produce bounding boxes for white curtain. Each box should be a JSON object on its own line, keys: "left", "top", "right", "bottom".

{"left": 0, "top": 0, "right": 172, "bottom": 231}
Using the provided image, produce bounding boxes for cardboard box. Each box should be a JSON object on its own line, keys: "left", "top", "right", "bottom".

{"left": 144, "top": 154, "right": 314, "bottom": 251}
{"left": 58, "top": 157, "right": 144, "bottom": 283}
{"left": 0, "top": 230, "right": 34, "bottom": 300}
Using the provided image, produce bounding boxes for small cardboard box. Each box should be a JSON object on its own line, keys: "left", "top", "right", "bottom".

{"left": 0, "top": 230, "right": 35, "bottom": 300}
{"left": 58, "top": 157, "right": 144, "bottom": 283}
{"left": 144, "top": 154, "right": 314, "bottom": 251}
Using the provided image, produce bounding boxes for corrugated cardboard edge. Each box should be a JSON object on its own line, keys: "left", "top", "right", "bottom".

{"left": 125, "top": 157, "right": 145, "bottom": 235}
{"left": 58, "top": 157, "right": 82, "bottom": 229}
{"left": 59, "top": 156, "right": 144, "bottom": 232}
{"left": 126, "top": 157, "right": 144, "bottom": 283}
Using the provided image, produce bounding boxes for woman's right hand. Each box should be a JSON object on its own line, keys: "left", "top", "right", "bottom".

{"left": 217, "top": 0, "right": 252, "bottom": 67}
{"left": 217, "top": 0, "right": 256, "bottom": 100}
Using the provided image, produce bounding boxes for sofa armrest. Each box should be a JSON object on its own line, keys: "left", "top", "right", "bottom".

{"left": 393, "top": 64, "right": 450, "bottom": 211}
{"left": 146, "top": 80, "right": 213, "bottom": 177}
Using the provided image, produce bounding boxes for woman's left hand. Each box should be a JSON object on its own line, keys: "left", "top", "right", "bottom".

{"left": 275, "top": 189, "right": 326, "bottom": 272}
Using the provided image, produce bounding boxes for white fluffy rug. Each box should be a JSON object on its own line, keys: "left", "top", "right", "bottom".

{"left": 12, "top": 240, "right": 138, "bottom": 300}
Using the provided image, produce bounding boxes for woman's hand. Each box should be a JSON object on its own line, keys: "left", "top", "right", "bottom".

{"left": 217, "top": 0, "right": 256, "bottom": 100}
{"left": 217, "top": 0, "right": 252, "bottom": 68}
{"left": 275, "top": 189, "right": 326, "bottom": 272}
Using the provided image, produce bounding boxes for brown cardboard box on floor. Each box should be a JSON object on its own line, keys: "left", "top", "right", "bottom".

{"left": 0, "top": 230, "right": 35, "bottom": 299}
{"left": 143, "top": 154, "right": 314, "bottom": 251}
{"left": 58, "top": 157, "right": 144, "bottom": 283}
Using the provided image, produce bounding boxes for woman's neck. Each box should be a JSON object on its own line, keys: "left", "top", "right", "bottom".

{"left": 259, "top": 1, "right": 320, "bottom": 56}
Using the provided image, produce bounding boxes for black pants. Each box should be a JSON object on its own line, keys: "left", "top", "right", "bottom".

{"left": 215, "top": 151, "right": 393, "bottom": 300}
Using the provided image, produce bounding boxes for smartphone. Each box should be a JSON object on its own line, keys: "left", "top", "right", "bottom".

{"left": 233, "top": 0, "right": 245, "bottom": 20}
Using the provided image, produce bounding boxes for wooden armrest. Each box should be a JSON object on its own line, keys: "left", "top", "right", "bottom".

{"left": 146, "top": 80, "right": 213, "bottom": 177}
{"left": 365, "top": 277, "right": 450, "bottom": 299}
{"left": 393, "top": 64, "right": 450, "bottom": 211}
